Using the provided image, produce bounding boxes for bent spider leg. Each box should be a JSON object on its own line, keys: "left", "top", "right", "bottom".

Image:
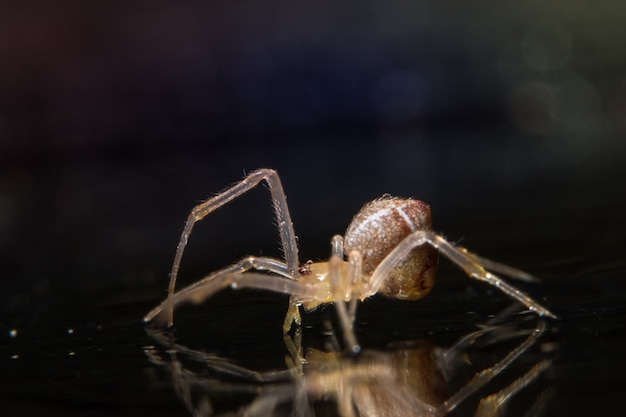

{"left": 328, "top": 255, "right": 361, "bottom": 354}
{"left": 458, "top": 246, "right": 539, "bottom": 283}
{"left": 165, "top": 168, "right": 300, "bottom": 326}
{"left": 147, "top": 270, "right": 318, "bottom": 325}
{"left": 367, "top": 231, "right": 556, "bottom": 318}
{"left": 144, "top": 256, "right": 292, "bottom": 323}
{"left": 433, "top": 320, "right": 547, "bottom": 417}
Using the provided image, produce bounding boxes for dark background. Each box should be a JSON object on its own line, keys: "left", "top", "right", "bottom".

{"left": 1, "top": 1, "right": 625, "bottom": 416}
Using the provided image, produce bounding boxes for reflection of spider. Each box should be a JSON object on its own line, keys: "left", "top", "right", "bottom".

{"left": 144, "top": 169, "right": 555, "bottom": 352}
{"left": 145, "top": 319, "right": 553, "bottom": 417}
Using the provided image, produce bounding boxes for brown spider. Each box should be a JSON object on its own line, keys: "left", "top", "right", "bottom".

{"left": 144, "top": 169, "right": 555, "bottom": 352}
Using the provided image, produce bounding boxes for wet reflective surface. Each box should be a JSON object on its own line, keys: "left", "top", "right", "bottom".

{"left": 145, "top": 313, "right": 553, "bottom": 417}
{"left": 3, "top": 252, "right": 626, "bottom": 416}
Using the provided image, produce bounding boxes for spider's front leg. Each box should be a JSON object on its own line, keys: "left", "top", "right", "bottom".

{"left": 367, "top": 230, "right": 556, "bottom": 318}
{"left": 163, "top": 169, "right": 300, "bottom": 326}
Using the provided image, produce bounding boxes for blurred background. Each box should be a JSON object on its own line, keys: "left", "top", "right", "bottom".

{"left": 1, "top": 1, "right": 625, "bottom": 416}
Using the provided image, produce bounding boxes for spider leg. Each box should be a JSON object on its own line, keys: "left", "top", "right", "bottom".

{"left": 367, "top": 231, "right": 556, "bottom": 318}
{"left": 347, "top": 251, "right": 363, "bottom": 322}
{"left": 281, "top": 235, "right": 348, "bottom": 335}
{"left": 145, "top": 256, "right": 292, "bottom": 323}
{"left": 165, "top": 169, "right": 300, "bottom": 326}
{"left": 457, "top": 246, "right": 539, "bottom": 283}
{"left": 331, "top": 234, "right": 362, "bottom": 322}
{"left": 328, "top": 254, "right": 361, "bottom": 354}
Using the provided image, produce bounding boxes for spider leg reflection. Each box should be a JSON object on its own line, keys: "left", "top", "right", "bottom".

{"left": 144, "top": 317, "right": 554, "bottom": 417}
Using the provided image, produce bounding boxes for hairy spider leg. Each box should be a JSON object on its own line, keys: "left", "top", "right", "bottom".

{"left": 366, "top": 230, "right": 556, "bottom": 319}
{"left": 148, "top": 256, "right": 362, "bottom": 353}
{"left": 156, "top": 270, "right": 323, "bottom": 325}
{"left": 145, "top": 256, "right": 295, "bottom": 323}
{"left": 165, "top": 169, "right": 300, "bottom": 326}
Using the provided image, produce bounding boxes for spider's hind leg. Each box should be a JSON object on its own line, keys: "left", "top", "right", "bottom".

{"left": 434, "top": 236, "right": 556, "bottom": 318}
{"left": 368, "top": 230, "right": 556, "bottom": 319}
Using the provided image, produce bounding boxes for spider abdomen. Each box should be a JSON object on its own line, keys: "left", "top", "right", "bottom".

{"left": 344, "top": 197, "right": 438, "bottom": 300}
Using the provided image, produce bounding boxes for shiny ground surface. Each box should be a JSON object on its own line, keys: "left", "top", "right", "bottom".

{"left": 3, "top": 249, "right": 626, "bottom": 416}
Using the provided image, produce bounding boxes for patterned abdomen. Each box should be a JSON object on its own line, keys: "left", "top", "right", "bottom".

{"left": 343, "top": 197, "right": 438, "bottom": 300}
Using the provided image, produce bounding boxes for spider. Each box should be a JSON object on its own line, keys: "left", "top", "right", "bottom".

{"left": 144, "top": 168, "right": 555, "bottom": 352}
